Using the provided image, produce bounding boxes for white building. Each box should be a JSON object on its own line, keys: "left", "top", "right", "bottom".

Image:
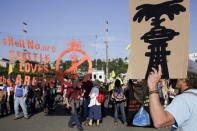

{"left": 0, "top": 57, "right": 9, "bottom": 68}
{"left": 188, "top": 53, "right": 197, "bottom": 73}
{"left": 91, "top": 69, "right": 105, "bottom": 82}
{"left": 189, "top": 53, "right": 197, "bottom": 62}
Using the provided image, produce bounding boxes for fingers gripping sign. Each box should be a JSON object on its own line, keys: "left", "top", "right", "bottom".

{"left": 148, "top": 65, "right": 162, "bottom": 91}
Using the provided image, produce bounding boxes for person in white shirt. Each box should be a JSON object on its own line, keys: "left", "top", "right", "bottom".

{"left": 14, "top": 84, "right": 29, "bottom": 120}
{"left": 88, "top": 80, "right": 102, "bottom": 126}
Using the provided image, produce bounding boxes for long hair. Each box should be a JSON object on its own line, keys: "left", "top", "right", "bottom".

{"left": 114, "top": 79, "right": 121, "bottom": 88}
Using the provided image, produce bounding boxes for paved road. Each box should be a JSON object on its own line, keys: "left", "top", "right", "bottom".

{"left": 0, "top": 104, "right": 170, "bottom": 131}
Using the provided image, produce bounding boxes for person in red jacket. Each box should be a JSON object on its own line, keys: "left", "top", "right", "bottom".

{"left": 65, "top": 79, "right": 84, "bottom": 131}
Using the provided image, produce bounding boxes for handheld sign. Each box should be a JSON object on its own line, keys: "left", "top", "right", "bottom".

{"left": 127, "top": 0, "right": 190, "bottom": 79}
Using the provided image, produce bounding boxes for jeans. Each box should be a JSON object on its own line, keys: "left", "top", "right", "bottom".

{"left": 1, "top": 101, "right": 8, "bottom": 116}
{"left": 83, "top": 98, "right": 90, "bottom": 119}
{"left": 114, "top": 101, "right": 126, "bottom": 123}
{"left": 89, "top": 105, "right": 101, "bottom": 120}
{"left": 9, "top": 95, "right": 14, "bottom": 114}
{"left": 26, "top": 97, "right": 36, "bottom": 114}
{"left": 14, "top": 97, "right": 28, "bottom": 118}
{"left": 68, "top": 100, "right": 81, "bottom": 128}
{"left": 49, "top": 95, "right": 56, "bottom": 110}
{"left": 43, "top": 95, "right": 50, "bottom": 109}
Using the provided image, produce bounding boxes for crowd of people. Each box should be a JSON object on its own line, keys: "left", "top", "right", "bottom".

{"left": 0, "top": 71, "right": 196, "bottom": 131}
{"left": 0, "top": 82, "right": 57, "bottom": 119}
{"left": 0, "top": 76, "right": 180, "bottom": 130}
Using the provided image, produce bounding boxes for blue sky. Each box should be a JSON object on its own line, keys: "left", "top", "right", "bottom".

{"left": 0, "top": 0, "right": 196, "bottom": 62}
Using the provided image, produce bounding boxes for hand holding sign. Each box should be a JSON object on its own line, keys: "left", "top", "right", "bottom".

{"left": 148, "top": 65, "right": 162, "bottom": 91}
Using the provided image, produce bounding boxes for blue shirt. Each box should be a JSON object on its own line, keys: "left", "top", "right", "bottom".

{"left": 165, "top": 89, "right": 197, "bottom": 131}
{"left": 3, "top": 86, "right": 7, "bottom": 91}
{"left": 14, "top": 85, "right": 29, "bottom": 97}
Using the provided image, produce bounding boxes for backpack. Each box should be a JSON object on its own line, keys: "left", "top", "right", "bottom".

{"left": 15, "top": 85, "right": 23, "bottom": 97}
{"left": 113, "top": 88, "right": 125, "bottom": 101}
{"left": 96, "top": 90, "right": 105, "bottom": 103}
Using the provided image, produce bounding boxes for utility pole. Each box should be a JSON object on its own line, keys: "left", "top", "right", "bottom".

{"left": 104, "top": 20, "right": 109, "bottom": 82}
{"left": 22, "top": 22, "right": 28, "bottom": 53}
{"left": 95, "top": 34, "right": 98, "bottom": 70}
{"left": 22, "top": 22, "right": 28, "bottom": 39}
{"left": 21, "top": 22, "right": 28, "bottom": 78}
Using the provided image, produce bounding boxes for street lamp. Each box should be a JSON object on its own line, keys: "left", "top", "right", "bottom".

{"left": 104, "top": 20, "right": 109, "bottom": 82}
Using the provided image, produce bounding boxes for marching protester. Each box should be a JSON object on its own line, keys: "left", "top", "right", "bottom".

{"left": 87, "top": 80, "right": 102, "bottom": 126}
{"left": 124, "top": 80, "right": 142, "bottom": 126}
{"left": 148, "top": 65, "right": 197, "bottom": 131}
{"left": 112, "top": 79, "right": 127, "bottom": 126}
{"left": 61, "top": 83, "right": 68, "bottom": 104}
{"left": 65, "top": 78, "right": 84, "bottom": 131}
{"left": 100, "top": 82, "right": 107, "bottom": 118}
{"left": 7, "top": 83, "right": 15, "bottom": 114}
{"left": 34, "top": 83, "right": 43, "bottom": 111}
{"left": 81, "top": 80, "right": 93, "bottom": 122}
{"left": 26, "top": 85, "right": 36, "bottom": 115}
{"left": 14, "top": 84, "right": 29, "bottom": 120}
{"left": 43, "top": 84, "right": 51, "bottom": 113}
{"left": 49, "top": 86, "right": 57, "bottom": 111}
{"left": 0, "top": 84, "right": 8, "bottom": 116}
